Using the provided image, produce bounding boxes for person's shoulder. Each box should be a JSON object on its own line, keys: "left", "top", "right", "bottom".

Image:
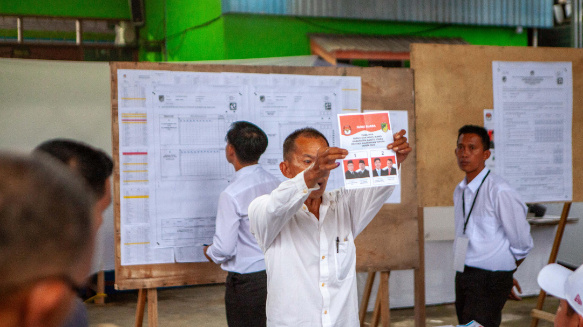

{"left": 486, "top": 172, "right": 521, "bottom": 196}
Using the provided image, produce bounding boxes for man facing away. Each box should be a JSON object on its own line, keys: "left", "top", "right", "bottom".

{"left": 538, "top": 263, "right": 583, "bottom": 327}
{"left": 0, "top": 152, "right": 95, "bottom": 327}
{"left": 204, "top": 121, "right": 280, "bottom": 327}
{"left": 34, "top": 139, "right": 114, "bottom": 327}
{"left": 453, "top": 125, "right": 533, "bottom": 327}
{"left": 249, "top": 127, "right": 411, "bottom": 326}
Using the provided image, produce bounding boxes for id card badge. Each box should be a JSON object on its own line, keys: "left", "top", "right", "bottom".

{"left": 453, "top": 236, "right": 469, "bottom": 272}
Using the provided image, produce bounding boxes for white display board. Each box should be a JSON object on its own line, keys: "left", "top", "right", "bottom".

{"left": 117, "top": 69, "right": 362, "bottom": 265}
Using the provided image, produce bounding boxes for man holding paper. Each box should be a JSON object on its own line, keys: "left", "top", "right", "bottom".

{"left": 249, "top": 127, "right": 411, "bottom": 326}
{"left": 453, "top": 125, "right": 533, "bottom": 327}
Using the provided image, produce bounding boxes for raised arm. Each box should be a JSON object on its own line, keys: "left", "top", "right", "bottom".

{"left": 248, "top": 172, "right": 315, "bottom": 251}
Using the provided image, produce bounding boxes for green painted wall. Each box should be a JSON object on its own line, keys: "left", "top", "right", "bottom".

{"left": 0, "top": 0, "right": 130, "bottom": 19}
{"left": 222, "top": 14, "right": 528, "bottom": 60}
{"left": 139, "top": 0, "right": 166, "bottom": 61}
{"left": 163, "top": 0, "right": 225, "bottom": 61}
{"left": 0, "top": 0, "right": 529, "bottom": 62}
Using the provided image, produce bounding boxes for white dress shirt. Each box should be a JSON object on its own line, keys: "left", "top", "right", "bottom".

{"left": 453, "top": 168, "right": 533, "bottom": 271}
{"left": 249, "top": 171, "right": 394, "bottom": 327}
{"left": 207, "top": 164, "right": 280, "bottom": 274}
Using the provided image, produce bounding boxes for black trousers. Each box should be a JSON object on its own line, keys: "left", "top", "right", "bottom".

{"left": 225, "top": 270, "right": 267, "bottom": 327}
{"left": 455, "top": 266, "right": 514, "bottom": 327}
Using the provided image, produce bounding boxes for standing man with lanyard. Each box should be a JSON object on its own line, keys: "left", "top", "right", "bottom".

{"left": 453, "top": 125, "right": 533, "bottom": 327}
{"left": 204, "top": 121, "right": 280, "bottom": 327}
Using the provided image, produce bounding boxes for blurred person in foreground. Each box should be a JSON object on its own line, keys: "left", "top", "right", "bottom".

{"left": 34, "top": 139, "right": 114, "bottom": 327}
{"left": 538, "top": 263, "right": 583, "bottom": 327}
{"left": 0, "top": 152, "right": 94, "bottom": 327}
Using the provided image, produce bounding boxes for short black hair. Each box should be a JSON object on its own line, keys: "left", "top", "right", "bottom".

{"left": 34, "top": 139, "right": 114, "bottom": 198}
{"left": 225, "top": 121, "right": 268, "bottom": 164}
{"left": 457, "top": 125, "right": 490, "bottom": 151}
{"left": 347, "top": 160, "right": 354, "bottom": 165}
{"left": 374, "top": 158, "right": 381, "bottom": 163}
{"left": 387, "top": 158, "right": 394, "bottom": 163}
{"left": 282, "top": 127, "right": 329, "bottom": 161}
{"left": 359, "top": 160, "right": 365, "bottom": 164}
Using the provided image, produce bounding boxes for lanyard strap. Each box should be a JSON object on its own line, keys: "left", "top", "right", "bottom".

{"left": 462, "top": 170, "right": 491, "bottom": 234}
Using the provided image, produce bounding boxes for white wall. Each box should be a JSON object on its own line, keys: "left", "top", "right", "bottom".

{"left": 0, "top": 58, "right": 115, "bottom": 272}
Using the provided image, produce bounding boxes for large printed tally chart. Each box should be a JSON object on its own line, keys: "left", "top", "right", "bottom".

{"left": 338, "top": 111, "right": 400, "bottom": 189}
{"left": 116, "top": 69, "right": 361, "bottom": 265}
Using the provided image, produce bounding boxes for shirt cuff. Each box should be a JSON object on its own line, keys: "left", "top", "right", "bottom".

{"left": 206, "top": 245, "right": 227, "bottom": 264}
{"left": 293, "top": 170, "right": 321, "bottom": 195}
{"left": 510, "top": 246, "right": 531, "bottom": 261}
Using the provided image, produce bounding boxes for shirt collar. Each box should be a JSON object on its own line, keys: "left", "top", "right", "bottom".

{"left": 232, "top": 164, "right": 259, "bottom": 182}
{"left": 462, "top": 167, "right": 490, "bottom": 193}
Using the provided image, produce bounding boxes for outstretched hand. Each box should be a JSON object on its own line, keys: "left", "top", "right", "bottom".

{"left": 388, "top": 129, "right": 412, "bottom": 164}
{"left": 304, "top": 147, "right": 348, "bottom": 189}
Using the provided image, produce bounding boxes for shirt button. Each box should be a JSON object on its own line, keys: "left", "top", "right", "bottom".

{"left": 322, "top": 255, "right": 325, "bottom": 260}
{"left": 321, "top": 282, "right": 325, "bottom": 287}
{"left": 303, "top": 189, "right": 308, "bottom": 193}
{"left": 324, "top": 310, "right": 328, "bottom": 314}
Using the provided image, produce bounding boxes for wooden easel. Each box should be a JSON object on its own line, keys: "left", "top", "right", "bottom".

{"left": 360, "top": 270, "right": 391, "bottom": 327}
{"left": 530, "top": 202, "right": 572, "bottom": 327}
{"left": 358, "top": 207, "right": 426, "bottom": 327}
{"left": 135, "top": 288, "right": 158, "bottom": 327}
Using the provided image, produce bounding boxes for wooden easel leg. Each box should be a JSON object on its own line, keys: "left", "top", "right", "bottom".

{"left": 135, "top": 289, "right": 146, "bottom": 327}
{"left": 371, "top": 286, "right": 382, "bottom": 327}
{"left": 415, "top": 206, "right": 426, "bottom": 327}
{"left": 147, "top": 288, "right": 159, "bottom": 327}
{"left": 95, "top": 270, "right": 105, "bottom": 305}
{"left": 379, "top": 271, "right": 390, "bottom": 327}
{"left": 369, "top": 271, "right": 390, "bottom": 327}
{"left": 360, "top": 270, "right": 376, "bottom": 327}
{"left": 530, "top": 202, "right": 572, "bottom": 327}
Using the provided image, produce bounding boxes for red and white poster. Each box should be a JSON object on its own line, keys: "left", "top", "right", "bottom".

{"left": 338, "top": 111, "right": 399, "bottom": 189}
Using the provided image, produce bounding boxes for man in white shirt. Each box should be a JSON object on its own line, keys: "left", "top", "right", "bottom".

{"left": 249, "top": 127, "right": 411, "bottom": 326}
{"left": 537, "top": 263, "right": 583, "bottom": 327}
{"left": 453, "top": 125, "right": 533, "bottom": 327}
{"left": 204, "top": 121, "right": 280, "bottom": 327}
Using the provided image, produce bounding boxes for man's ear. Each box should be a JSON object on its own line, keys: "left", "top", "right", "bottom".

{"left": 24, "top": 280, "right": 73, "bottom": 327}
{"left": 280, "top": 161, "right": 292, "bottom": 179}
{"left": 483, "top": 149, "right": 491, "bottom": 161}
{"left": 225, "top": 144, "right": 237, "bottom": 163}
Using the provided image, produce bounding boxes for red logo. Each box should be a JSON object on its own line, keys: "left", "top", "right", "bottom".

{"left": 575, "top": 294, "right": 582, "bottom": 306}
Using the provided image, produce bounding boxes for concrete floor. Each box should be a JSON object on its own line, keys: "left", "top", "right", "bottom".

{"left": 87, "top": 284, "right": 559, "bottom": 327}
